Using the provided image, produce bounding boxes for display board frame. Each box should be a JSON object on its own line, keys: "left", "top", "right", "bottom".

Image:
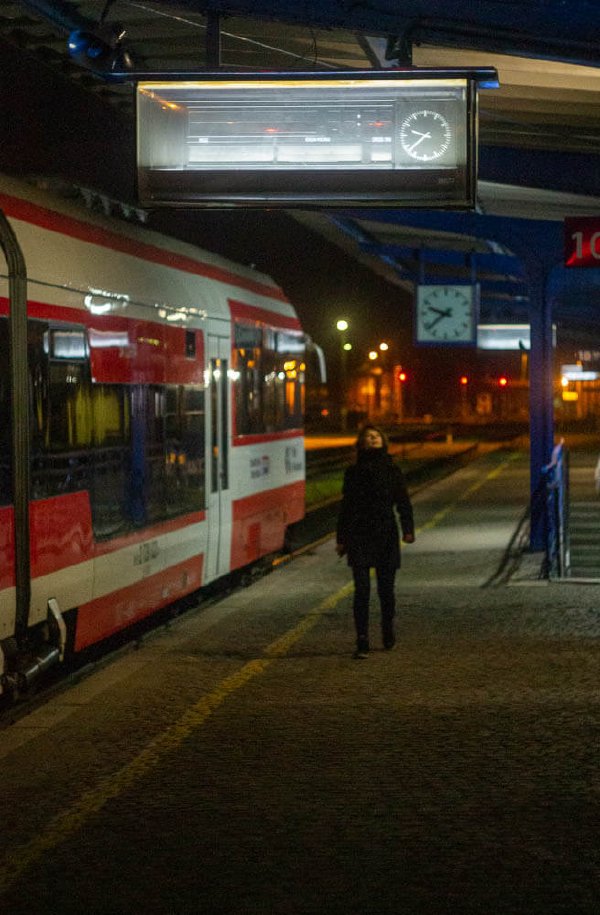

{"left": 135, "top": 68, "right": 498, "bottom": 209}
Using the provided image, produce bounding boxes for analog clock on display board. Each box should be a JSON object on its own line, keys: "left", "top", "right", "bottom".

{"left": 400, "top": 109, "right": 453, "bottom": 162}
{"left": 416, "top": 285, "right": 478, "bottom": 344}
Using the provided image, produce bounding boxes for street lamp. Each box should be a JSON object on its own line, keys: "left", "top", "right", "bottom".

{"left": 335, "top": 318, "right": 350, "bottom": 430}
{"left": 459, "top": 375, "right": 469, "bottom": 419}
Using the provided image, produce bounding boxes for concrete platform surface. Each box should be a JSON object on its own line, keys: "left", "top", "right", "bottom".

{"left": 0, "top": 448, "right": 599, "bottom": 915}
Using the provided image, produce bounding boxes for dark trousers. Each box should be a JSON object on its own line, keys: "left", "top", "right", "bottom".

{"left": 351, "top": 563, "right": 396, "bottom": 646}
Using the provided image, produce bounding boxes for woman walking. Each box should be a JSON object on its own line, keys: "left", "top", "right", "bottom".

{"left": 336, "top": 425, "right": 415, "bottom": 659}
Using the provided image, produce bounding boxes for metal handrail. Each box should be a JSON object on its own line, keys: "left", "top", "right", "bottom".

{"left": 0, "top": 209, "right": 30, "bottom": 640}
{"left": 542, "top": 439, "right": 570, "bottom": 579}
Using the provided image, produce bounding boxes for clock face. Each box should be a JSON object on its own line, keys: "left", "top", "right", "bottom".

{"left": 416, "top": 285, "right": 477, "bottom": 344}
{"left": 399, "top": 109, "right": 453, "bottom": 162}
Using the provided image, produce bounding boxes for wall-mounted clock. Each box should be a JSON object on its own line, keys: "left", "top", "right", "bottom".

{"left": 416, "top": 284, "right": 478, "bottom": 344}
{"left": 399, "top": 109, "right": 453, "bottom": 162}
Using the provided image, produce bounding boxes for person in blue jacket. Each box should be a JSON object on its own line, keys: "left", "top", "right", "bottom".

{"left": 336, "top": 424, "right": 415, "bottom": 659}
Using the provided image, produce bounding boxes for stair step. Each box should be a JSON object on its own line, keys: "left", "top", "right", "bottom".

{"left": 559, "top": 499, "right": 600, "bottom": 579}
{"left": 570, "top": 557, "right": 600, "bottom": 566}
{"left": 569, "top": 570, "right": 600, "bottom": 580}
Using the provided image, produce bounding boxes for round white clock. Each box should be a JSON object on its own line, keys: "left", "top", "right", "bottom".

{"left": 399, "top": 109, "right": 453, "bottom": 162}
{"left": 416, "top": 285, "right": 477, "bottom": 344}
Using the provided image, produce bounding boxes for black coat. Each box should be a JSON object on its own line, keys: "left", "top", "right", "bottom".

{"left": 336, "top": 448, "right": 414, "bottom": 569}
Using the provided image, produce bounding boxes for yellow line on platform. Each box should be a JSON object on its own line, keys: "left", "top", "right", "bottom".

{"left": 0, "top": 580, "right": 354, "bottom": 897}
{"left": 416, "top": 451, "right": 520, "bottom": 533}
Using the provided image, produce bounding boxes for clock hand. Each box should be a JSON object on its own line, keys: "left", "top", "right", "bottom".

{"left": 427, "top": 306, "right": 453, "bottom": 318}
{"left": 406, "top": 132, "right": 432, "bottom": 154}
{"left": 424, "top": 313, "right": 446, "bottom": 330}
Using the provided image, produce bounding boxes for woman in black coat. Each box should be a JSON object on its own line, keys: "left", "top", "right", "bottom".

{"left": 336, "top": 425, "right": 415, "bottom": 659}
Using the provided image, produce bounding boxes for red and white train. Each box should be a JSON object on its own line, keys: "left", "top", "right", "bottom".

{"left": 0, "top": 173, "right": 305, "bottom": 694}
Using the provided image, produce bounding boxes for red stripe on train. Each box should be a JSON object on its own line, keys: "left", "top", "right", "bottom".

{"left": 74, "top": 555, "right": 204, "bottom": 651}
{"left": 232, "top": 429, "right": 303, "bottom": 447}
{"left": 230, "top": 480, "right": 305, "bottom": 569}
{"left": 27, "top": 492, "right": 205, "bottom": 574}
{"left": 0, "top": 505, "right": 14, "bottom": 592}
{"left": 229, "top": 299, "right": 301, "bottom": 331}
{"left": 0, "top": 192, "right": 289, "bottom": 303}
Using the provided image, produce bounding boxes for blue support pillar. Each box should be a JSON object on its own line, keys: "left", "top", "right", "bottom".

{"left": 524, "top": 261, "right": 556, "bottom": 551}
{"left": 509, "top": 230, "right": 563, "bottom": 553}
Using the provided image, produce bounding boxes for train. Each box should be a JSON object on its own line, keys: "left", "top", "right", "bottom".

{"left": 0, "top": 172, "right": 306, "bottom": 696}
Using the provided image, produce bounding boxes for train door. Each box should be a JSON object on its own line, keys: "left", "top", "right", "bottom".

{"left": 205, "top": 331, "right": 232, "bottom": 582}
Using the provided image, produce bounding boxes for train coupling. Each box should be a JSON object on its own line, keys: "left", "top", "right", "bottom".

{"left": 1, "top": 640, "right": 61, "bottom": 696}
{"left": 1, "top": 599, "right": 67, "bottom": 697}
{"left": 15, "top": 644, "right": 61, "bottom": 691}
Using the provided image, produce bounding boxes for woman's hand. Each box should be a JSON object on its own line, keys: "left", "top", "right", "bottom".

{"left": 402, "top": 532, "right": 415, "bottom": 544}
{"left": 336, "top": 542, "right": 347, "bottom": 557}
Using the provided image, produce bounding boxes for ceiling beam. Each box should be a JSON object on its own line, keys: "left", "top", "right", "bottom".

{"left": 357, "top": 243, "right": 524, "bottom": 278}
{"left": 185, "top": 2, "right": 600, "bottom": 67}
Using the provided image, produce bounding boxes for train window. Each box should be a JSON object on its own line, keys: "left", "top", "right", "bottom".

{"left": 233, "top": 321, "right": 304, "bottom": 435}
{"left": 163, "top": 384, "right": 206, "bottom": 517}
{"left": 263, "top": 328, "right": 305, "bottom": 432}
{"left": 235, "top": 324, "right": 262, "bottom": 349}
{"left": 220, "top": 362, "right": 229, "bottom": 490}
{"left": 209, "top": 359, "right": 229, "bottom": 493}
{"left": 45, "top": 327, "right": 88, "bottom": 360}
{"left": 185, "top": 330, "right": 196, "bottom": 359}
{"left": 27, "top": 319, "right": 205, "bottom": 537}
{"left": 88, "top": 383, "right": 131, "bottom": 538}
{"left": 0, "top": 318, "right": 11, "bottom": 504}
{"left": 90, "top": 382, "right": 205, "bottom": 535}
{"left": 233, "top": 322, "right": 263, "bottom": 434}
{"left": 30, "top": 321, "right": 94, "bottom": 500}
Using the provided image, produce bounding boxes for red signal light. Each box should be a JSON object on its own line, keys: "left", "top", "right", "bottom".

{"left": 460, "top": 375, "right": 468, "bottom": 385}
{"left": 498, "top": 376, "right": 508, "bottom": 387}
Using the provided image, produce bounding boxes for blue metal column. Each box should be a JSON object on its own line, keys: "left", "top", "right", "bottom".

{"left": 523, "top": 259, "right": 556, "bottom": 551}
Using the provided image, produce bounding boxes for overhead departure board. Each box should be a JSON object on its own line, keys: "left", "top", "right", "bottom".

{"left": 136, "top": 69, "right": 497, "bottom": 208}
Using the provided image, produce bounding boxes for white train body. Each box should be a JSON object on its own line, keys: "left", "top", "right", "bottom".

{"left": 0, "top": 174, "right": 305, "bottom": 669}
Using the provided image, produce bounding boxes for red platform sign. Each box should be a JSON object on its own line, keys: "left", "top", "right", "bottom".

{"left": 565, "top": 216, "right": 600, "bottom": 267}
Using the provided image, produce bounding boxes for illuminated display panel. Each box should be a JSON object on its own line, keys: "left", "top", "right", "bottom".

{"left": 477, "top": 325, "right": 557, "bottom": 351}
{"left": 136, "top": 71, "right": 493, "bottom": 208}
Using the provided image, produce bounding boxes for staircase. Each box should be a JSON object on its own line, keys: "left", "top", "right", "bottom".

{"left": 567, "top": 501, "right": 600, "bottom": 579}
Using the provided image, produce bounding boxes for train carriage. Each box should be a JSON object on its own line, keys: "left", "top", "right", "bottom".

{"left": 0, "top": 173, "right": 305, "bottom": 693}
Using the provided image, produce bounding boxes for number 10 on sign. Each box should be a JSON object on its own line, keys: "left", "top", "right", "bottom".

{"left": 565, "top": 217, "right": 600, "bottom": 267}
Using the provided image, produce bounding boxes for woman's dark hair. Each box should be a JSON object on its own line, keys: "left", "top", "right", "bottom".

{"left": 356, "top": 424, "right": 389, "bottom": 451}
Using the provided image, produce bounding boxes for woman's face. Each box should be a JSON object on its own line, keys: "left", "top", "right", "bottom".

{"left": 363, "top": 428, "right": 384, "bottom": 449}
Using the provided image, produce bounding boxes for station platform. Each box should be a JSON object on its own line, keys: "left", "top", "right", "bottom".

{"left": 1, "top": 446, "right": 599, "bottom": 915}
